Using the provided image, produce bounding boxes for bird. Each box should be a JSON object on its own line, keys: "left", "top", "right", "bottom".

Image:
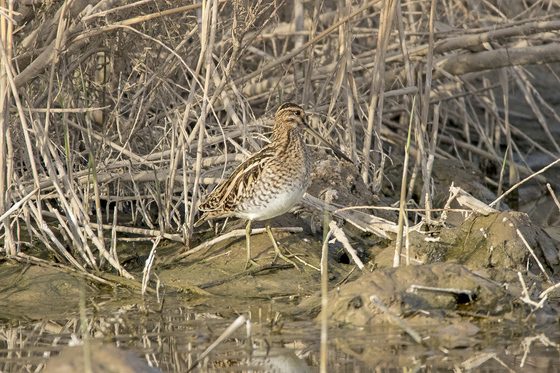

{"left": 194, "top": 103, "right": 312, "bottom": 269}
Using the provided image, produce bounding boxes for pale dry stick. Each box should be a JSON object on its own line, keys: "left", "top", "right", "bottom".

{"left": 407, "top": 285, "right": 474, "bottom": 300}
{"left": 0, "top": 36, "right": 42, "bottom": 223}
{"left": 394, "top": 0, "right": 415, "bottom": 199}
{"left": 74, "top": 171, "right": 222, "bottom": 192}
{"left": 85, "top": 123, "right": 108, "bottom": 268}
{"left": 232, "top": 0, "right": 381, "bottom": 88}
{"left": 328, "top": 220, "right": 364, "bottom": 271}
{"left": 109, "top": 188, "right": 120, "bottom": 267}
{"left": 82, "top": 0, "right": 153, "bottom": 21}
{"left": 0, "top": 187, "right": 38, "bottom": 223}
{"left": 74, "top": 0, "right": 229, "bottom": 43}
{"left": 0, "top": 6, "right": 16, "bottom": 25}
{"left": 187, "top": 0, "right": 220, "bottom": 239}
{"left": 174, "top": 227, "right": 303, "bottom": 261}
{"left": 31, "top": 110, "right": 116, "bottom": 272}
{"left": 513, "top": 66, "right": 560, "bottom": 154}
{"left": 362, "top": 0, "right": 397, "bottom": 187}
{"left": 437, "top": 132, "right": 544, "bottom": 181}
{"left": 491, "top": 356, "right": 517, "bottom": 373}
{"left": 418, "top": 0, "right": 436, "bottom": 210}
{"left": 517, "top": 271, "right": 548, "bottom": 309}
{"left": 490, "top": 157, "right": 560, "bottom": 208}
{"left": 14, "top": 1, "right": 107, "bottom": 88}
{"left": 394, "top": 97, "right": 416, "bottom": 267}
{"left": 369, "top": 295, "right": 423, "bottom": 344}
{"left": 43, "top": 200, "right": 95, "bottom": 267}
{"left": 320, "top": 226, "right": 335, "bottom": 373}
{"left": 141, "top": 236, "right": 161, "bottom": 296}
{"left": 116, "top": 25, "right": 202, "bottom": 104}
{"left": 186, "top": 315, "right": 247, "bottom": 373}
{"left": 520, "top": 334, "right": 559, "bottom": 368}
{"left": 39, "top": 220, "right": 87, "bottom": 271}
{"left": 433, "top": 66, "right": 513, "bottom": 166}
{"left": 292, "top": 255, "right": 320, "bottom": 272}
{"left": 344, "top": 0, "right": 357, "bottom": 163}
{"left": 162, "top": 27, "right": 200, "bottom": 224}
{"left": 459, "top": 353, "right": 498, "bottom": 371}
{"left": 9, "top": 253, "right": 115, "bottom": 287}
{"left": 516, "top": 228, "right": 551, "bottom": 282}
{"left": 204, "top": 2, "right": 282, "bottom": 115}
{"left": 125, "top": 23, "right": 198, "bottom": 192}
{"left": 128, "top": 165, "right": 155, "bottom": 230}
{"left": 294, "top": 0, "right": 304, "bottom": 49}
{"left": 539, "top": 279, "right": 560, "bottom": 300}
{"left": 382, "top": 22, "right": 560, "bottom": 88}
{"left": 433, "top": 19, "right": 560, "bottom": 56}
{"left": 0, "top": 0, "right": 15, "bottom": 254}
{"left": 546, "top": 184, "right": 560, "bottom": 213}
{"left": 531, "top": 66, "right": 560, "bottom": 142}
{"left": 424, "top": 103, "right": 440, "bottom": 221}
{"left": 333, "top": 205, "right": 472, "bottom": 214}
{"left": 496, "top": 69, "right": 510, "bottom": 210}
{"left": 504, "top": 68, "right": 519, "bottom": 195}
{"left": 304, "top": 194, "right": 397, "bottom": 237}
{"left": 302, "top": 0, "right": 321, "bottom": 105}
{"left": 440, "top": 182, "right": 460, "bottom": 223}
{"left": 14, "top": 187, "right": 88, "bottom": 271}
{"left": 22, "top": 106, "right": 109, "bottom": 113}
{"left": 176, "top": 78, "right": 202, "bottom": 240}
{"left": 325, "top": 8, "right": 347, "bottom": 121}
{"left": 43, "top": 0, "right": 67, "bottom": 137}
{"left": 464, "top": 93, "right": 499, "bottom": 164}
{"left": 250, "top": 18, "right": 560, "bottom": 101}
{"left": 395, "top": 1, "right": 414, "bottom": 88}
{"left": 443, "top": 65, "right": 560, "bottom": 163}
{"left": 101, "top": 223, "right": 182, "bottom": 242}
{"left": 404, "top": 209, "right": 410, "bottom": 265}
{"left": 434, "top": 43, "right": 560, "bottom": 81}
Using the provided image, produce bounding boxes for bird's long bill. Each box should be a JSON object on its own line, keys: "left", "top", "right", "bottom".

{"left": 303, "top": 124, "right": 353, "bottom": 164}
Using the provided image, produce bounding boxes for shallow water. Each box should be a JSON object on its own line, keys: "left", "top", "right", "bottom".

{"left": 2, "top": 292, "right": 560, "bottom": 372}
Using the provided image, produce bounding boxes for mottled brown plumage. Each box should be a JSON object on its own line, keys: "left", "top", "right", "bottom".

{"left": 195, "top": 103, "right": 312, "bottom": 268}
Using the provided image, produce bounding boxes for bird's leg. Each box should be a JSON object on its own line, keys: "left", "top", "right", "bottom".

{"left": 265, "top": 220, "right": 300, "bottom": 270}
{"left": 245, "top": 220, "right": 258, "bottom": 269}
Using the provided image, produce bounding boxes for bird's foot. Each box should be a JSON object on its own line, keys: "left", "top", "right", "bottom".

{"left": 244, "top": 258, "right": 259, "bottom": 270}
{"left": 272, "top": 252, "right": 301, "bottom": 271}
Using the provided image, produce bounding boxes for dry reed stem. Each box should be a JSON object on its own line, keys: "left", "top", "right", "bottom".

{"left": 547, "top": 184, "right": 560, "bottom": 213}
{"left": 491, "top": 157, "right": 560, "bottom": 208}
{"left": 417, "top": 0, "right": 436, "bottom": 209}
{"left": 186, "top": 315, "right": 247, "bottom": 373}
{"left": 0, "top": 0, "right": 14, "bottom": 254}
{"left": 394, "top": 96, "right": 416, "bottom": 267}
{"left": 6, "top": 0, "right": 560, "bottom": 279}
{"left": 328, "top": 220, "right": 364, "bottom": 270}
{"left": 361, "top": 0, "right": 397, "bottom": 186}
{"left": 171, "top": 226, "right": 303, "bottom": 262}
{"left": 516, "top": 229, "right": 551, "bottom": 282}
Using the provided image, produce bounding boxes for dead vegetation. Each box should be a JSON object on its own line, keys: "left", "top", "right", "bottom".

{"left": 1, "top": 0, "right": 560, "bottom": 282}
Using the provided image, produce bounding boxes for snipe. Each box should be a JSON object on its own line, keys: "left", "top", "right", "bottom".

{"left": 195, "top": 103, "right": 349, "bottom": 269}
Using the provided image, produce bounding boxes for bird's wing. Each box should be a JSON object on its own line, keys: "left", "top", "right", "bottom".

{"left": 198, "top": 143, "right": 275, "bottom": 213}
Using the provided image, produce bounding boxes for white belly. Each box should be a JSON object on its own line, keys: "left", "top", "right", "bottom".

{"left": 236, "top": 185, "right": 306, "bottom": 221}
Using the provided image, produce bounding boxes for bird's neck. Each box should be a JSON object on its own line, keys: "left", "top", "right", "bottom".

{"left": 273, "top": 127, "right": 305, "bottom": 155}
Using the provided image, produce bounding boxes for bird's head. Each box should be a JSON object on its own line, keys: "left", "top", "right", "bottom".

{"left": 274, "top": 103, "right": 307, "bottom": 131}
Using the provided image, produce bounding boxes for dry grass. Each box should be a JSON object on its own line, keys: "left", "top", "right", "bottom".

{"left": 2, "top": 0, "right": 560, "bottom": 280}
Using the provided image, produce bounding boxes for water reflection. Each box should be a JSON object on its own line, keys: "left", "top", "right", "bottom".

{"left": 1, "top": 297, "right": 560, "bottom": 372}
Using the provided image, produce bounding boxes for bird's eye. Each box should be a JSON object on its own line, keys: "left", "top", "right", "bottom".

{"left": 294, "top": 110, "right": 301, "bottom": 115}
